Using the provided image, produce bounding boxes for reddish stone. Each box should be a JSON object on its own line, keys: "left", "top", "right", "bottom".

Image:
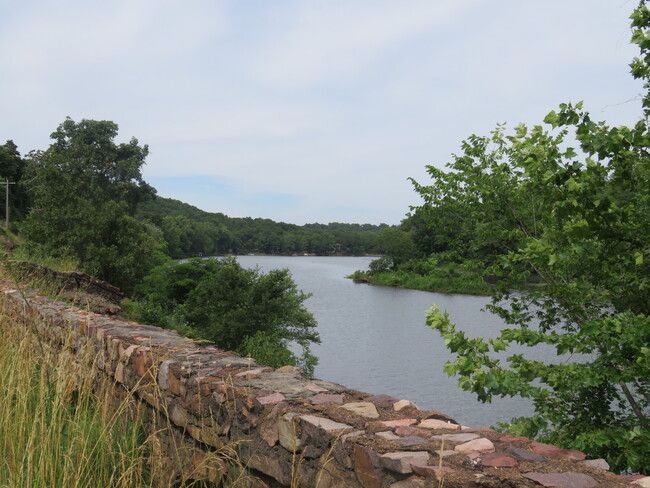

{"left": 255, "top": 392, "right": 285, "bottom": 406}
{"left": 410, "top": 464, "right": 454, "bottom": 480}
{"left": 530, "top": 442, "right": 586, "bottom": 460}
{"left": 530, "top": 441, "right": 561, "bottom": 455}
{"left": 418, "top": 418, "right": 460, "bottom": 430}
{"left": 505, "top": 445, "right": 546, "bottom": 462}
{"left": 353, "top": 445, "right": 383, "bottom": 488}
{"left": 480, "top": 452, "right": 518, "bottom": 467}
{"left": 578, "top": 459, "right": 609, "bottom": 470}
{"left": 379, "top": 451, "right": 429, "bottom": 474}
{"left": 367, "top": 418, "right": 417, "bottom": 430}
{"left": 309, "top": 393, "right": 345, "bottom": 405}
{"left": 365, "top": 394, "right": 400, "bottom": 405}
{"left": 394, "top": 426, "right": 433, "bottom": 438}
{"left": 397, "top": 436, "right": 429, "bottom": 447}
{"left": 454, "top": 438, "right": 495, "bottom": 453}
{"left": 234, "top": 367, "right": 269, "bottom": 379}
{"left": 499, "top": 435, "right": 531, "bottom": 443}
{"left": 523, "top": 472, "right": 598, "bottom": 488}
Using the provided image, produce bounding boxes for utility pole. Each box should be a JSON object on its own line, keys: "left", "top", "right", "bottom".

{"left": 4, "top": 179, "right": 15, "bottom": 231}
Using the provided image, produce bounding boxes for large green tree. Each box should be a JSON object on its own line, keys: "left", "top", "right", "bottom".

{"left": 20, "top": 118, "right": 165, "bottom": 291}
{"left": 416, "top": 2, "right": 650, "bottom": 473}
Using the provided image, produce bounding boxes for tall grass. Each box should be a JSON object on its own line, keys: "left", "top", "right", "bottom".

{"left": 0, "top": 298, "right": 154, "bottom": 488}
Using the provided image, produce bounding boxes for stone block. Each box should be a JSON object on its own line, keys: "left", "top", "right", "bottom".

{"left": 505, "top": 445, "right": 546, "bottom": 462}
{"left": 417, "top": 418, "right": 459, "bottom": 430}
{"left": 431, "top": 432, "right": 479, "bottom": 444}
{"left": 353, "top": 445, "right": 383, "bottom": 488}
{"left": 299, "top": 415, "right": 353, "bottom": 457}
{"left": 480, "top": 452, "right": 518, "bottom": 467}
{"left": 393, "top": 399, "right": 418, "bottom": 411}
{"left": 411, "top": 464, "right": 454, "bottom": 479}
{"left": 309, "top": 393, "right": 345, "bottom": 405}
{"left": 454, "top": 437, "right": 495, "bottom": 453}
{"left": 379, "top": 451, "right": 429, "bottom": 474}
{"left": 523, "top": 472, "right": 598, "bottom": 488}
{"left": 367, "top": 418, "right": 417, "bottom": 430}
{"left": 278, "top": 412, "right": 301, "bottom": 452}
{"left": 578, "top": 458, "right": 610, "bottom": 471}
{"left": 339, "top": 402, "right": 379, "bottom": 419}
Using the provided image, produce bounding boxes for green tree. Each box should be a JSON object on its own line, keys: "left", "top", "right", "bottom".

{"left": 375, "top": 227, "right": 417, "bottom": 269}
{"left": 133, "top": 257, "right": 320, "bottom": 375}
{"left": 0, "top": 140, "right": 29, "bottom": 225}
{"left": 20, "top": 118, "right": 165, "bottom": 291}
{"left": 417, "top": 2, "right": 650, "bottom": 473}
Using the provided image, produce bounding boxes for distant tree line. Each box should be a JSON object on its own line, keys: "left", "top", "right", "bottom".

{"left": 136, "top": 197, "right": 387, "bottom": 259}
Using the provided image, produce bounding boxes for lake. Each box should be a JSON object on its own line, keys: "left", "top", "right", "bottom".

{"left": 235, "top": 255, "right": 534, "bottom": 427}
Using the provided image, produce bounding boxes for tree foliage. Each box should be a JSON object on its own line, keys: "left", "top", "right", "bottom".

{"left": 131, "top": 257, "right": 320, "bottom": 375}
{"left": 0, "top": 140, "right": 29, "bottom": 225}
{"left": 136, "top": 197, "right": 386, "bottom": 257}
{"left": 19, "top": 118, "right": 165, "bottom": 291}
{"left": 415, "top": 2, "right": 650, "bottom": 474}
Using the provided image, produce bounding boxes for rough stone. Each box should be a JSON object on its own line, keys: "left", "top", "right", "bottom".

{"left": 505, "top": 445, "right": 546, "bottom": 462}
{"left": 278, "top": 412, "right": 301, "bottom": 451}
{"left": 365, "top": 394, "right": 400, "bottom": 405}
{"left": 578, "top": 459, "right": 610, "bottom": 471}
{"left": 499, "top": 435, "right": 531, "bottom": 443}
{"left": 332, "top": 431, "right": 363, "bottom": 469}
{"left": 376, "top": 431, "right": 400, "bottom": 440}
{"left": 454, "top": 437, "right": 495, "bottom": 453}
{"left": 389, "top": 478, "right": 425, "bottom": 488}
{"left": 530, "top": 442, "right": 586, "bottom": 460}
{"left": 394, "top": 426, "right": 433, "bottom": 438}
{"left": 417, "top": 418, "right": 460, "bottom": 430}
{"left": 523, "top": 472, "right": 598, "bottom": 488}
{"left": 367, "top": 418, "right": 417, "bottom": 430}
{"left": 247, "top": 452, "right": 292, "bottom": 486}
{"left": 379, "top": 451, "right": 430, "bottom": 474}
{"left": 411, "top": 464, "right": 454, "bottom": 480}
{"left": 480, "top": 452, "right": 518, "bottom": 467}
{"left": 340, "top": 401, "right": 379, "bottom": 419}
{"left": 393, "top": 399, "right": 418, "bottom": 411}
{"left": 632, "top": 477, "right": 650, "bottom": 488}
{"left": 353, "top": 445, "right": 383, "bottom": 488}
{"left": 255, "top": 392, "right": 285, "bottom": 407}
{"left": 431, "top": 432, "right": 480, "bottom": 444}
{"left": 397, "top": 436, "right": 429, "bottom": 447}
{"left": 309, "top": 393, "right": 345, "bottom": 405}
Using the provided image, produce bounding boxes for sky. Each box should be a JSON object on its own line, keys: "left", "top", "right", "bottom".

{"left": 0, "top": 0, "right": 645, "bottom": 226}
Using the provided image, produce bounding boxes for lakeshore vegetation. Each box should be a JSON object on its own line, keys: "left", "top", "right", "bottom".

{"left": 0, "top": 0, "right": 648, "bottom": 475}
{"left": 350, "top": 2, "right": 649, "bottom": 474}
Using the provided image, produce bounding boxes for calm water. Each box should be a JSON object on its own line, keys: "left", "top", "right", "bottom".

{"left": 235, "top": 255, "right": 534, "bottom": 427}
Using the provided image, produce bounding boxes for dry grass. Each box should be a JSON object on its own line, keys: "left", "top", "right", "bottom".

{"left": 0, "top": 297, "right": 154, "bottom": 488}
{"left": 0, "top": 263, "right": 255, "bottom": 487}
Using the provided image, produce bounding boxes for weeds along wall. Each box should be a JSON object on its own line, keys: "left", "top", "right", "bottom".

{"left": 0, "top": 282, "right": 645, "bottom": 488}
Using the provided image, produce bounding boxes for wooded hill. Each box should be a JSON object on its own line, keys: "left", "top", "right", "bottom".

{"left": 136, "top": 196, "right": 386, "bottom": 258}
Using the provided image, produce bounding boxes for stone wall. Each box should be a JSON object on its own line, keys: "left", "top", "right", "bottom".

{"left": 1, "top": 281, "right": 647, "bottom": 488}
